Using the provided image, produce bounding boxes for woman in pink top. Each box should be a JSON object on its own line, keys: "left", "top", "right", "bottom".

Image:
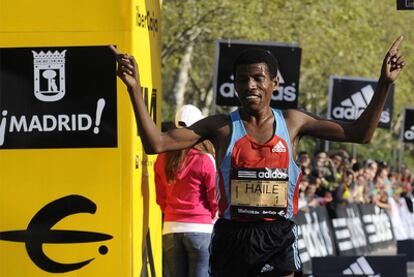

{"left": 154, "top": 105, "right": 217, "bottom": 277}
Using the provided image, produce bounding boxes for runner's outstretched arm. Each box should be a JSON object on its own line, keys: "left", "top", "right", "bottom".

{"left": 109, "top": 46, "right": 206, "bottom": 154}
{"left": 286, "top": 35, "right": 406, "bottom": 144}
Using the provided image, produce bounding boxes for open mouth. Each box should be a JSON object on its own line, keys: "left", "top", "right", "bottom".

{"left": 244, "top": 95, "right": 260, "bottom": 101}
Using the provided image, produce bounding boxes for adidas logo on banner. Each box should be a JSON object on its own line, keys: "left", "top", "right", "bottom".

{"left": 342, "top": 256, "right": 380, "bottom": 277}
{"left": 271, "top": 70, "right": 297, "bottom": 102}
{"left": 332, "top": 85, "right": 390, "bottom": 124}
{"left": 272, "top": 141, "right": 286, "bottom": 153}
{"left": 404, "top": 125, "right": 414, "bottom": 141}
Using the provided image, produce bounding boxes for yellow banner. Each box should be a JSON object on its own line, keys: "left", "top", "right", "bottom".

{"left": 0, "top": 0, "right": 162, "bottom": 276}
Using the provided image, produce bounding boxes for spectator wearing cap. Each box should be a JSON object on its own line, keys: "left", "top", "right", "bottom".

{"left": 154, "top": 105, "right": 217, "bottom": 277}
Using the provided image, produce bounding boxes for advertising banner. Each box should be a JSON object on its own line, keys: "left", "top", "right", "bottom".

{"left": 359, "top": 204, "right": 395, "bottom": 250}
{"left": 0, "top": 46, "right": 117, "bottom": 149}
{"left": 214, "top": 40, "right": 301, "bottom": 109}
{"left": 312, "top": 255, "right": 407, "bottom": 277}
{"left": 0, "top": 0, "right": 162, "bottom": 276}
{"left": 328, "top": 76, "right": 394, "bottom": 129}
{"left": 332, "top": 204, "right": 368, "bottom": 255}
{"left": 402, "top": 108, "right": 414, "bottom": 143}
{"left": 294, "top": 206, "right": 337, "bottom": 273}
{"left": 295, "top": 203, "right": 396, "bottom": 274}
{"left": 397, "top": 0, "right": 414, "bottom": 9}
{"left": 397, "top": 239, "right": 414, "bottom": 261}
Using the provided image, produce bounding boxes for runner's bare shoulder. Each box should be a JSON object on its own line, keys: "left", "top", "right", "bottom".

{"left": 202, "top": 114, "right": 232, "bottom": 139}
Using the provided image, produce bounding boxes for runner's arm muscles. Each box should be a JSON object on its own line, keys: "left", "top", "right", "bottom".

{"left": 287, "top": 109, "right": 366, "bottom": 143}
{"left": 127, "top": 83, "right": 206, "bottom": 153}
{"left": 110, "top": 45, "right": 207, "bottom": 153}
{"left": 294, "top": 78, "right": 392, "bottom": 143}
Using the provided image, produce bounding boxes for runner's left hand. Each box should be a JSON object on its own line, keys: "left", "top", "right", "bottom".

{"left": 381, "top": 35, "right": 406, "bottom": 83}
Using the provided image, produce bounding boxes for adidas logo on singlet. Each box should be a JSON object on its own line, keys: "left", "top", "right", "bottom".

{"left": 237, "top": 168, "right": 288, "bottom": 180}
{"left": 272, "top": 141, "right": 286, "bottom": 153}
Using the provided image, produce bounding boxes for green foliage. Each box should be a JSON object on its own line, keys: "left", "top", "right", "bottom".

{"left": 161, "top": 0, "right": 414, "bottom": 167}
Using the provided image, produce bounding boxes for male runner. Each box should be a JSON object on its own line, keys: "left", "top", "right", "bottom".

{"left": 110, "top": 35, "right": 405, "bottom": 277}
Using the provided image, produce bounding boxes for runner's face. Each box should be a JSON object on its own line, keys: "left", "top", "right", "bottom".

{"left": 234, "top": 63, "right": 278, "bottom": 112}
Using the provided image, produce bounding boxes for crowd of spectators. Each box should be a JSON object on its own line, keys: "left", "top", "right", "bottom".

{"left": 297, "top": 149, "right": 414, "bottom": 219}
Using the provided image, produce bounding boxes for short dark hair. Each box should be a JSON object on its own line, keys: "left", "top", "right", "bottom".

{"left": 352, "top": 162, "right": 362, "bottom": 172}
{"left": 233, "top": 48, "right": 279, "bottom": 78}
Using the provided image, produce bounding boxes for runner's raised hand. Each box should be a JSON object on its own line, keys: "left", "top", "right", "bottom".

{"left": 109, "top": 45, "right": 141, "bottom": 89}
{"left": 382, "top": 35, "right": 406, "bottom": 83}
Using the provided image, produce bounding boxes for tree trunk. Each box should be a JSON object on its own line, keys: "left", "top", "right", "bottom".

{"left": 203, "top": 87, "right": 213, "bottom": 116}
{"left": 171, "top": 43, "right": 194, "bottom": 110}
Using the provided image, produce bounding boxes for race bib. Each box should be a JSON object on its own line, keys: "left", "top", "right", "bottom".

{"left": 230, "top": 168, "right": 289, "bottom": 218}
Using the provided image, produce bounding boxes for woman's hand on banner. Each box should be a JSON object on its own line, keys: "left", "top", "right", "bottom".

{"left": 109, "top": 45, "right": 141, "bottom": 90}
{"left": 381, "top": 35, "right": 406, "bottom": 83}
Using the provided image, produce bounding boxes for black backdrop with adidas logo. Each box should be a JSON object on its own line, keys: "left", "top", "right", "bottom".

{"left": 213, "top": 40, "right": 301, "bottom": 109}
{"left": 403, "top": 108, "right": 414, "bottom": 143}
{"left": 328, "top": 76, "right": 394, "bottom": 129}
{"left": 311, "top": 255, "right": 407, "bottom": 277}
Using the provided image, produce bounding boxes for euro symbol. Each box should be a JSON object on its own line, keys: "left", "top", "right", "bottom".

{"left": 0, "top": 195, "right": 113, "bottom": 273}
